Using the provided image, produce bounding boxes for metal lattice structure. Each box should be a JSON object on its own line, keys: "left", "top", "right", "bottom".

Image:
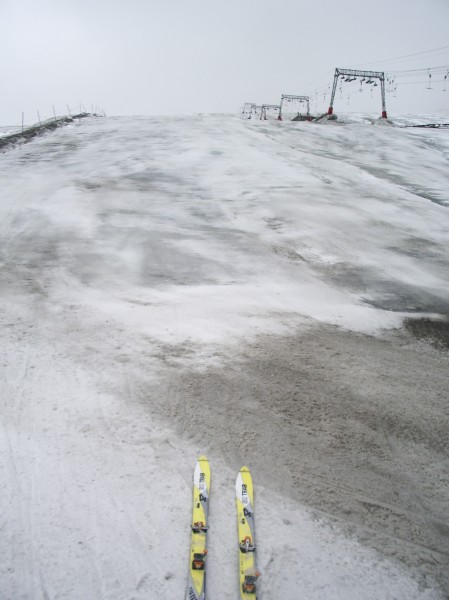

{"left": 327, "top": 68, "right": 387, "bottom": 118}
{"left": 260, "top": 104, "right": 280, "bottom": 120}
{"left": 277, "top": 95, "right": 310, "bottom": 120}
{"left": 242, "top": 103, "right": 256, "bottom": 118}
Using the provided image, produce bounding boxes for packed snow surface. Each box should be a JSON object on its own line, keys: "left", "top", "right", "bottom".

{"left": 1, "top": 114, "right": 449, "bottom": 599}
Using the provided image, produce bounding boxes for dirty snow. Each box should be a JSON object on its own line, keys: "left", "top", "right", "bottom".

{"left": 1, "top": 114, "right": 448, "bottom": 599}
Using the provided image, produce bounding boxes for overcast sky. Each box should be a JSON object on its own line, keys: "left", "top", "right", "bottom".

{"left": 2, "top": 0, "right": 449, "bottom": 124}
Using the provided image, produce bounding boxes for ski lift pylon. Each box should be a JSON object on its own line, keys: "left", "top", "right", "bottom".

{"left": 327, "top": 67, "right": 387, "bottom": 118}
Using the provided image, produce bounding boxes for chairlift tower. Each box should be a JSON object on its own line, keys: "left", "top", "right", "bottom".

{"left": 242, "top": 103, "right": 256, "bottom": 118}
{"left": 261, "top": 104, "right": 280, "bottom": 120}
{"left": 278, "top": 95, "right": 310, "bottom": 120}
{"left": 327, "top": 68, "right": 387, "bottom": 118}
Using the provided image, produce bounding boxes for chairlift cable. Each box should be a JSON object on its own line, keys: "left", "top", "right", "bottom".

{"left": 348, "top": 44, "right": 449, "bottom": 69}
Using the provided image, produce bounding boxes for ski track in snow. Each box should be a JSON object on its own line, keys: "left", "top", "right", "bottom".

{"left": 1, "top": 114, "right": 449, "bottom": 599}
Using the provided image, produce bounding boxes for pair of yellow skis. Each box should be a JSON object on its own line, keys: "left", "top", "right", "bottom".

{"left": 186, "top": 456, "right": 260, "bottom": 600}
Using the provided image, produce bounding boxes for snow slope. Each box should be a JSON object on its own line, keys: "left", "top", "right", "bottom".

{"left": 1, "top": 114, "right": 448, "bottom": 599}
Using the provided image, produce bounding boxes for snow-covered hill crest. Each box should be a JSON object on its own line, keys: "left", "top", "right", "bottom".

{"left": 1, "top": 114, "right": 448, "bottom": 599}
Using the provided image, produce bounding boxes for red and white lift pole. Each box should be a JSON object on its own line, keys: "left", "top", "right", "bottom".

{"left": 327, "top": 68, "right": 387, "bottom": 118}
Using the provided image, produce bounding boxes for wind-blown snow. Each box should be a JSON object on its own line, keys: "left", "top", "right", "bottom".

{"left": 1, "top": 114, "right": 448, "bottom": 599}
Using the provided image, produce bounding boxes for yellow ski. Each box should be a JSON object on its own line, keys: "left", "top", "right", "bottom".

{"left": 186, "top": 456, "right": 211, "bottom": 600}
{"left": 236, "top": 466, "right": 260, "bottom": 598}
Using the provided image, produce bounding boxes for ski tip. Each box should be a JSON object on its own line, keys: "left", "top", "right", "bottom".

{"left": 198, "top": 454, "right": 208, "bottom": 462}
{"left": 240, "top": 466, "right": 250, "bottom": 473}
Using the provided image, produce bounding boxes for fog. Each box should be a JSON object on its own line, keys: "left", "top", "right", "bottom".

{"left": 2, "top": 0, "right": 449, "bottom": 124}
